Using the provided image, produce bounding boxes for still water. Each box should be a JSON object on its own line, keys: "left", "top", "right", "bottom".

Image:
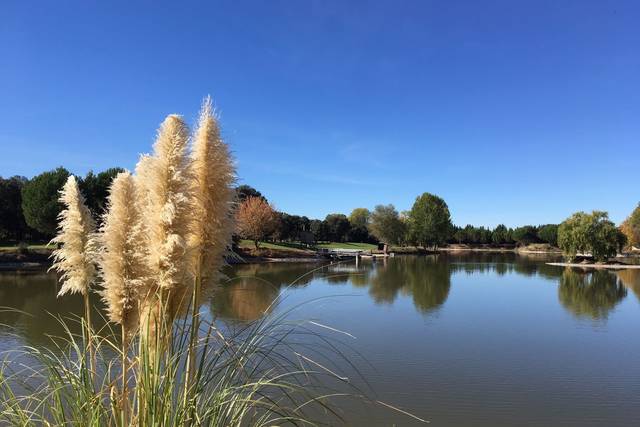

{"left": 1, "top": 253, "right": 639, "bottom": 426}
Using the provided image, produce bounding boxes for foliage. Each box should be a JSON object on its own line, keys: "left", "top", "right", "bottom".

{"left": 512, "top": 225, "right": 539, "bottom": 245}
{"left": 346, "top": 208, "right": 372, "bottom": 243}
{"left": 236, "top": 184, "right": 265, "bottom": 202}
{"left": 324, "top": 213, "right": 351, "bottom": 242}
{"left": 407, "top": 193, "right": 452, "bottom": 248}
{"left": 310, "top": 219, "right": 329, "bottom": 241}
{"left": 21, "top": 167, "right": 70, "bottom": 237}
{"left": 557, "top": 211, "right": 626, "bottom": 261}
{"left": 78, "top": 167, "right": 125, "bottom": 217}
{"left": 349, "top": 208, "right": 370, "bottom": 229}
{"left": 0, "top": 176, "right": 31, "bottom": 240}
{"left": 273, "top": 212, "right": 310, "bottom": 241}
{"left": 369, "top": 204, "right": 405, "bottom": 245}
{"left": 236, "top": 196, "right": 278, "bottom": 248}
{"left": 537, "top": 224, "right": 559, "bottom": 246}
{"left": 620, "top": 203, "right": 640, "bottom": 249}
{"left": 491, "top": 224, "right": 509, "bottom": 244}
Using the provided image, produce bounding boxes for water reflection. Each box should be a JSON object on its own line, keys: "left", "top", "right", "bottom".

{"left": 2, "top": 255, "right": 637, "bottom": 339}
{"left": 616, "top": 269, "right": 640, "bottom": 302}
{"left": 369, "top": 256, "right": 451, "bottom": 314}
{"left": 0, "top": 272, "right": 106, "bottom": 349}
{"left": 444, "top": 252, "right": 563, "bottom": 279}
{"left": 211, "top": 263, "right": 318, "bottom": 322}
{"left": 558, "top": 268, "right": 627, "bottom": 320}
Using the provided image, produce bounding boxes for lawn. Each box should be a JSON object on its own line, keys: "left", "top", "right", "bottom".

{"left": 315, "top": 242, "right": 377, "bottom": 250}
{"left": 237, "top": 240, "right": 377, "bottom": 252}
{"left": 237, "top": 240, "right": 312, "bottom": 253}
{"left": 0, "top": 243, "right": 55, "bottom": 251}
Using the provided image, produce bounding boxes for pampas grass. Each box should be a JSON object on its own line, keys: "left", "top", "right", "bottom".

{"left": 50, "top": 175, "right": 98, "bottom": 375}
{"left": 135, "top": 114, "right": 192, "bottom": 294}
{"left": 188, "top": 96, "right": 236, "bottom": 289}
{"left": 51, "top": 175, "right": 96, "bottom": 297}
{"left": 100, "top": 171, "right": 148, "bottom": 334}
{"left": 0, "top": 98, "right": 375, "bottom": 427}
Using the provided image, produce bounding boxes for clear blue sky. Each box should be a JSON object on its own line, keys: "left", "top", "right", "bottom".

{"left": 2, "top": 0, "right": 638, "bottom": 227}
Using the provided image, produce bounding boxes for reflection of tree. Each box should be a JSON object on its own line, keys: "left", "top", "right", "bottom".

{"left": 558, "top": 268, "right": 627, "bottom": 320}
{"left": 616, "top": 269, "right": 640, "bottom": 302}
{"left": 223, "top": 263, "right": 317, "bottom": 289}
{"left": 369, "top": 256, "right": 451, "bottom": 314}
{"left": 212, "top": 263, "right": 322, "bottom": 321}
{"left": 211, "top": 277, "right": 279, "bottom": 322}
{"left": 443, "top": 252, "right": 564, "bottom": 281}
{"left": 368, "top": 260, "right": 407, "bottom": 304}
{"left": 0, "top": 272, "right": 107, "bottom": 349}
{"left": 406, "top": 256, "right": 451, "bottom": 314}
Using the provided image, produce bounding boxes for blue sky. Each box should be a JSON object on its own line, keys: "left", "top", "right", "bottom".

{"left": 1, "top": 0, "right": 638, "bottom": 227}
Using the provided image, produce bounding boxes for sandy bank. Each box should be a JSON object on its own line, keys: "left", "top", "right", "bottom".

{"left": 546, "top": 262, "right": 640, "bottom": 270}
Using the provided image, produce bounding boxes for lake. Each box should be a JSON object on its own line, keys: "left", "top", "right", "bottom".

{"left": 1, "top": 253, "right": 639, "bottom": 426}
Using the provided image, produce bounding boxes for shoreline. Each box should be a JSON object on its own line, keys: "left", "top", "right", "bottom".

{"left": 546, "top": 262, "right": 640, "bottom": 270}
{"left": 0, "top": 245, "right": 567, "bottom": 272}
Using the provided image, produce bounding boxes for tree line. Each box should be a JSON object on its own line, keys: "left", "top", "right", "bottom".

{"left": 3, "top": 170, "right": 638, "bottom": 261}
{"left": 0, "top": 167, "right": 123, "bottom": 241}
{"left": 234, "top": 186, "right": 563, "bottom": 249}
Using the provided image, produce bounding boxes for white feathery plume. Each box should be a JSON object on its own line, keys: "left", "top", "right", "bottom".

{"left": 99, "top": 171, "right": 148, "bottom": 332}
{"left": 188, "top": 96, "right": 236, "bottom": 289}
{"left": 51, "top": 175, "right": 97, "bottom": 297}
{"left": 134, "top": 115, "right": 192, "bottom": 293}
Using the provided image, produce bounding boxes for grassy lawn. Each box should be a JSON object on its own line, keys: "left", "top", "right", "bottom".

{"left": 237, "top": 240, "right": 377, "bottom": 252}
{"left": 0, "top": 243, "right": 55, "bottom": 251}
{"left": 315, "top": 242, "right": 377, "bottom": 250}
{"left": 237, "top": 240, "right": 312, "bottom": 253}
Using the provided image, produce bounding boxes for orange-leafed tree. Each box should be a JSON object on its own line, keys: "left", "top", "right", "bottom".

{"left": 236, "top": 196, "right": 278, "bottom": 249}
{"left": 620, "top": 203, "right": 640, "bottom": 250}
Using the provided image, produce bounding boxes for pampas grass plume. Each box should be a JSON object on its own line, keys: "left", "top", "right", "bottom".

{"left": 99, "top": 171, "right": 147, "bottom": 332}
{"left": 51, "top": 175, "right": 97, "bottom": 297}
{"left": 189, "top": 96, "right": 236, "bottom": 288}
{"left": 135, "top": 115, "right": 192, "bottom": 292}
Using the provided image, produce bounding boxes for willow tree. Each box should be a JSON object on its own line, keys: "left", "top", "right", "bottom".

{"left": 558, "top": 211, "right": 626, "bottom": 261}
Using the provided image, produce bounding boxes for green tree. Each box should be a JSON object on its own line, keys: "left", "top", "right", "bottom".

{"left": 369, "top": 204, "right": 406, "bottom": 245}
{"left": 236, "top": 185, "right": 265, "bottom": 203}
{"left": 274, "top": 212, "right": 295, "bottom": 241}
{"left": 537, "top": 224, "right": 559, "bottom": 246}
{"left": 349, "top": 208, "right": 370, "bottom": 229}
{"left": 491, "top": 224, "right": 508, "bottom": 244}
{"left": 512, "top": 225, "right": 539, "bottom": 245}
{"left": 324, "top": 214, "right": 351, "bottom": 242}
{"left": 407, "top": 193, "right": 452, "bottom": 248}
{"left": 79, "top": 168, "right": 124, "bottom": 217}
{"left": 0, "top": 176, "right": 29, "bottom": 240}
{"left": 558, "top": 211, "right": 625, "bottom": 261}
{"left": 310, "top": 219, "right": 329, "bottom": 242}
{"left": 21, "top": 167, "right": 70, "bottom": 237}
{"left": 348, "top": 208, "right": 371, "bottom": 243}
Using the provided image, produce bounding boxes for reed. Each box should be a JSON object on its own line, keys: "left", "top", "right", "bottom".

{"left": 184, "top": 97, "right": 236, "bottom": 405}
{"left": 0, "top": 98, "right": 359, "bottom": 426}
{"left": 50, "top": 175, "right": 97, "bottom": 374}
